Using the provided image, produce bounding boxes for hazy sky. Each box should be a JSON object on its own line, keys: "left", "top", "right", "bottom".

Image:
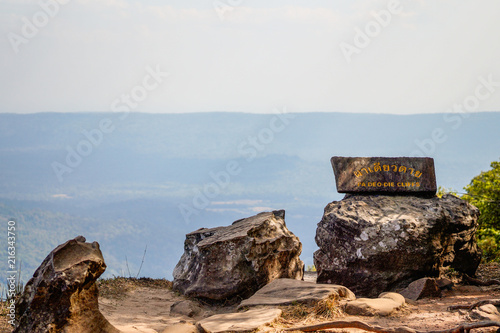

{"left": 1, "top": 0, "right": 499, "bottom": 114}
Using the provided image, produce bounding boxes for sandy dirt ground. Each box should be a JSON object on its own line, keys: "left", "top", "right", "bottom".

{"left": 97, "top": 266, "right": 500, "bottom": 333}
{"left": 99, "top": 286, "right": 187, "bottom": 333}
{"left": 97, "top": 285, "right": 500, "bottom": 333}
{"left": 2, "top": 264, "right": 500, "bottom": 333}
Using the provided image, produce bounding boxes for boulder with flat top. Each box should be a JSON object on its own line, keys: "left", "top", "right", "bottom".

{"left": 314, "top": 194, "right": 481, "bottom": 297}
{"left": 173, "top": 210, "right": 304, "bottom": 301}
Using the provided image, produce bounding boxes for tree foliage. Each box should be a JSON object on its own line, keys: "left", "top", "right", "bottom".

{"left": 476, "top": 228, "right": 500, "bottom": 262}
{"left": 436, "top": 186, "right": 457, "bottom": 198}
{"left": 463, "top": 160, "right": 500, "bottom": 229}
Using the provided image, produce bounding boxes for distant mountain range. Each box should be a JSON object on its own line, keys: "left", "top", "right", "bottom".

{"left": 0, "top": 111, "right": 499, "bottom": 284}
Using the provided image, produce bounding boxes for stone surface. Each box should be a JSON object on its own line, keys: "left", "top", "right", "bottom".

{"left": 314, "top": 194, "right": 481, "bottom": 297}
{"left": 435, "top": 277, "right": 454, "bottom": 290}
{"left": 331, "top": 156, "right": 436, "bottom": 195}
{"left": 170, "top": 300, "right": 203, "bottom": 318}
{"left": 173, "top": 210, "right": 304, "bottom": 301}
{"left": 400, "top": 278, "right": 442, "bottom": 301}
{"left": 237, "top": 278, "right": 355, "bottom": 309}
{"left": 470, "top": 304, "right": 500, "bottom": 322}
{"left": 162, "top": 323, "right": 199, "bottom": 333}
{"left": 196, "top": 308, "right": 282, "bottom": 333}
{"left": 345, "top": 292, "right": 405, "bottom": 316}
{"left": 14, "top": 236, "right": 120, "bottom": 333}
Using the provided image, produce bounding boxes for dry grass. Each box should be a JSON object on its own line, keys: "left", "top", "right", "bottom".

{"left": 269, "top": 292, "right": 345, "bottom": 331}
{"left": 97, "top": 277, "right": 172, "bottom": 300}
{"left": 0, "top": 301, "right": 14, "bottom": 333}
{"left": 313, "top": 293, "right": 344, "bottom": 319}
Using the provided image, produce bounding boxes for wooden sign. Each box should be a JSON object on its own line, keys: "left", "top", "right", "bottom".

{"left": 331, "top": 157, "right": 437, "bottom": 195}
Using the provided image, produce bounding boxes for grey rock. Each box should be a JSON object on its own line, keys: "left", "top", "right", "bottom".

{"left": 14, "top": 236, "right": 120, "bottom": 333}
{"left": 400, "top": 278, "right": 442, "bottom": 301}
{"left": 314, "top": 194, "right": 481, "bottom": 297}
{"left": 237, "top": 278, "right": 355, "bottom": 309}
{"left": 196, "top": 308, "right": 282, "bottom": 333}
{"left": 345, "top": 292, "right": 405, "bottom": 316}
{"left": 173, "top": 210, "right": 304, "bottom": 301}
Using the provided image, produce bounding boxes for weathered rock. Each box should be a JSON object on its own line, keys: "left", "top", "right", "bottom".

{"left": 162, "top": 322, "right": 199, "bottom": 333}
{"left": 454, "top": 285, "right": 483, "bottom": 293}
{"left": 400, "top": 278, "right": 441, "bottom": 301}
{"left": 173, "top": 210, "right": 304, "bottom": 301}
{"left": 435, "top": 277, "right": 454, "bottom": 290}
{"left": 238, "top": 278, "right": 355, "bottom": 309}
{"left": 14, "top": 236, "right": 120, "bottom": 333}
{"left": 314, "top": 194, "right": 481, "bottom": 297}
{"left": 170, "top": 300, "right": 203, "bottom": 318}
{"left": 345, "top": 292, "right": 405, "bottom": 316}
{"left": 470, "top": 304, "right": 500, "bottom": 322}
{"left": 196, "top": 308, "right": 282, "bottom": 333}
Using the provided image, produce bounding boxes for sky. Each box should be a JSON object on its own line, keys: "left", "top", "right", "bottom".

{"left": 1, "top": 0, "right": 500, "bottom": 114}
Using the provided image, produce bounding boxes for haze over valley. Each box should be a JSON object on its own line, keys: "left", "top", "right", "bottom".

{"left": 0, "top": 111, "right": 499, "bottom": 283}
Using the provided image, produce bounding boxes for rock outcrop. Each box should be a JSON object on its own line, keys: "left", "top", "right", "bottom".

{"left": 400, "top": 277, "right": 442, "bottom": 301}
{"left": 197, "top": 308, "right": 282, "bottom": 333}
{"left": 14, "top": 236, "right": 119, "bottom": 333}
{"left": 170, "top": 300, "right": 203, "bottom": 318}
{"left": 345, "top": 292, "right": 405, "bottom": 316}
{"left": 173, "top": 210, "right": 304, "bottom": 301}
{"left": 238, "top": 278, "right": 355, "bottom": 309}
{"left": 314, "top": 194, "right": 481, "bottom": 297}
{"left": 470, "top": 304, "right": 500, "bottom": 322}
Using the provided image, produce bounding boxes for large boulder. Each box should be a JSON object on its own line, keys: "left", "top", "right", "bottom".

{"left": 314, "top": 194, "right": 481, "bottom": 297}
{"left": 173, "top": 210, "right": 304, "bottom": 301}
{"left": 14, "top": 236, "right": 119, "bottom": 333}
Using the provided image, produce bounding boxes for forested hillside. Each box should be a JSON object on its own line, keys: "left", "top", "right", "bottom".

{"left": 1, "top": 111, "right": 499, "bottom": 284}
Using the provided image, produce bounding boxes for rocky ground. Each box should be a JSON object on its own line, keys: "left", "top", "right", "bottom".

{"left": 2, "top": 263, "right": 500, "bottom": 333}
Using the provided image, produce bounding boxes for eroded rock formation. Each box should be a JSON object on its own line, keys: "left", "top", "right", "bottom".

{"left": 314, "top": 194, "right": 481, "bottom": 297}
{"left": 173, "top": 210, "right": 304, "bottom": 301}
{"left": 14, "top": 236, "right": 119, "bottom": 333}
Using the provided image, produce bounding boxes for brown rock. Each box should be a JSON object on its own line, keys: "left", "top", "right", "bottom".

{"left": 170, "top": 300, "right": 203, "bottom": 318}
{"left": 196, "top": 308, "right": 282, "bottom": 333}
{"left": 400, "top": 278, "right": 441, "bottom": 301}
{"left": 238, "top": 278, "right": 354, "bottom": 309}
{"left": 14, "top": 236, "right": 120, "bottom": 333}
{"left": 330, "top": 156, "right": 437, "bottom": 195}
{"left": 314, "top": 194, "right": 481, "bottom": 297}
{"left": 436, "top": 277, "right": 454, "bottom": 290}
{"left": 470, "top": 304, "right": 500, "bottom": 322}
{"left": 162, "top": 322, "right": 199, "bottom": 333}
{"left": 454, "top": 285, "right": 483, "bottom": 293}
{"left": 173, "top": 210, "right": 304, "bottom": 301}
{"left": 345, "top": 292, "right": 405, "bottom": 316}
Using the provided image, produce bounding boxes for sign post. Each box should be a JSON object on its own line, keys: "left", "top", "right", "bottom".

{"left": 330, "top": 156, "right": 437, "bottom": 195}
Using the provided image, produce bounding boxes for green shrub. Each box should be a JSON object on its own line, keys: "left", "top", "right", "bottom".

{"left": 477, "top": 228, "right": 500, "bottom": 262}
{"left": 306, "top": 265, "right": 316, "bottom": 272}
